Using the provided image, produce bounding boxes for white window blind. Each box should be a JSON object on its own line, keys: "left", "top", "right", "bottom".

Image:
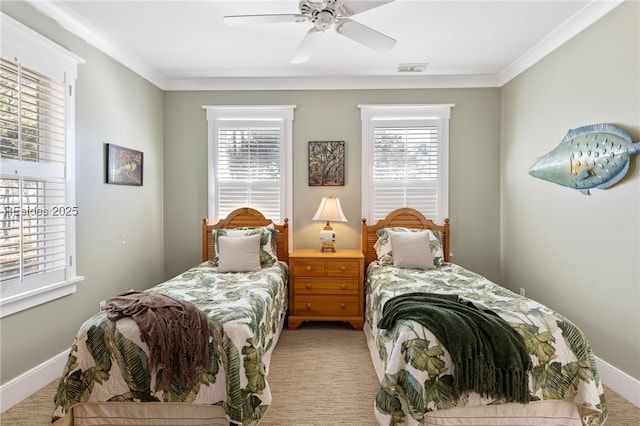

{"left": 1, "top": 13, "right": 84, "bottom": 317}
{"left": 372, "top": 125, "right": 439, "bottom": 220}
{"left": 0, "top": 179, "right": 68, "bottom": 283}
{"left": 1, "top": 58, "right": 69, "bottom": 289}
{"left": 217, "top": 124, "right": 282, "bottom": 221}
{"left": 360, "top": 104, "right": 453, "bottom": 225}
{"left": 204, "top": 105, "right": 295, "bottom": 228}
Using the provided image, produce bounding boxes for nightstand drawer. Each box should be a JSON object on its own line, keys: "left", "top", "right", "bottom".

{"left": 292, "top": 296, "right": 359, "bottom": 316}
{"left": 294, "top": 278, "right": 359, "bottom": 295}
{"left": 291, "top": 260, "right": 326, "bottom": 277}
{"left": 327, "top": 260, "right": 360, "bottom": 277}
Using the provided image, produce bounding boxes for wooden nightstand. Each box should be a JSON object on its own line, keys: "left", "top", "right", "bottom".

{"left": 288, "top": 249, "right": 364, "bottom": 330}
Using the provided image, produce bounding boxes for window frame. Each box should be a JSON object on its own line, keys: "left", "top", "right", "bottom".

{"left": 359, "top": 104, "right": 454, "bottom": 225}
{"left": 0, "top": 13, "right": 85, "bottom": 318}
{"left": 204, "top": 105, "right": 295, "bottom": 231}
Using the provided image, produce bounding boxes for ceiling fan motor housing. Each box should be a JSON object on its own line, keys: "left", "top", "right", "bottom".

{"left": 300, "top": 0, "right": 340, "bottom": 30}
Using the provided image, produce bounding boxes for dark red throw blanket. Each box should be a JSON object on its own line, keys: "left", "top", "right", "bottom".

{"left": 105, "top": 291, "right": 210, "bottom": 393}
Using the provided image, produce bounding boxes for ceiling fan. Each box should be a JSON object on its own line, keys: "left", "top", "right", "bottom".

{"left": 223, "top": 0, "right": 396, "bottom": 64}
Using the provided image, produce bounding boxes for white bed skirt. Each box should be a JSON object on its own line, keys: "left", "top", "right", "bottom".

{"left": 53, "top": 402, "right": 229, "bottom": 426}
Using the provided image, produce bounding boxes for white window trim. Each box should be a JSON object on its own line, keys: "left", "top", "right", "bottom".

{"left": 0, "top": 13, "right": 85, "bottom": 318}
{"left": 359, "top": 104, "right": 454, "bottom": 225}
{"left": 203, "top": 105, "right": 295, "bottom": 243}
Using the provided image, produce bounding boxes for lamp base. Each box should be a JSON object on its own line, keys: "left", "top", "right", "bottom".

{"left": 319, "top": 229, "right": 336, "bottom": 252}
{"left": 319, "top": 241, "right": 336, "bottom": 252}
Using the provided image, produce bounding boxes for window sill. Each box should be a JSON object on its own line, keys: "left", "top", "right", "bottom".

{"left": 0, "top": 276, "right": 85, "bottom": 318}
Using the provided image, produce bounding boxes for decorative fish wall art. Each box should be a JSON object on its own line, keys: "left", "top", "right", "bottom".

{"left": 528, "top": 123, "right": 639, "bottom": 195}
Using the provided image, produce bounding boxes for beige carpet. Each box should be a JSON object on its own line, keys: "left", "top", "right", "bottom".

{"left": 2, "top": 322, "right": 639, "bottom": 425}
{"left": 260, "top": 323, "right": 380, "bottom": 426}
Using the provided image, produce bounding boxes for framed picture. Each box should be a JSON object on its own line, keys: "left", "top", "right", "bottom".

{"left": 308, "top": 141, "right": 345, "bottom": 186}
{"left": 105, "top": 143, "right": 143, "bottom": 186}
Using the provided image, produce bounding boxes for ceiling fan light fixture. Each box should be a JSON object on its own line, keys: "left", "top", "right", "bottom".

{"left": 313, "top": 10, "right": 335, "bottom": 30}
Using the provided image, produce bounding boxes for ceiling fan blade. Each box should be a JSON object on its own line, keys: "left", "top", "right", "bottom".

{"left": 223, "top": 14, "right": 305, "bottom": 26}
{"left": 335, "top": 18, "right": 396, "bottom": 51}
{"left": 339, "top": 0, "right": 396, "bottom": 17}
{"left": 291, "top": 28, "right": 324, "bottom": 64}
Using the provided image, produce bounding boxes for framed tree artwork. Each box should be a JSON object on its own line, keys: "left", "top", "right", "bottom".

{"left": 308, "top": 141, "right": 345, "bottom": 186}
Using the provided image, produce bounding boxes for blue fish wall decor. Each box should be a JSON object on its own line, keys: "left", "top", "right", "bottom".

{"left": 528, "top": 123, "right": 639, "bottom": 195}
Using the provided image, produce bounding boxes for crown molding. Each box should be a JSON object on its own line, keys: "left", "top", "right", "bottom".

{"left": 497, "top": 0, "right": 624, "bottom": 86}
{"left": 164, "top": 75, "right": 500, "bottom": 91}
{"left": 26, "top": 0, "right": 167, "bottom": 89}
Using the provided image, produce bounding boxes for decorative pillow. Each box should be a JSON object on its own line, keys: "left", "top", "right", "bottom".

{"left": 217, "top": 234, "right": 261, "bottom": 273}
{"left": 374, "top": 227, "right": 444, "bottom": 266}
{"left": 212, "top": 225, "right": 278, "bottom": 267}
{"left": 389, "top": 231, "right": 435, "bottom": 270}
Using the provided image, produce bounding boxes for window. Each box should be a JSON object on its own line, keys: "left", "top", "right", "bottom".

{"left": 204, "top": 105, "right": 295, "bottom": 226}
{"left": 359, "top": 104, "right": 454, "bottom": 224}
{"left": 0, "top": 14, "right": 84, "bottom": 318}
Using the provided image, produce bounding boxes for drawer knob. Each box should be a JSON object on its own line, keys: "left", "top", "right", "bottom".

{"left": 306, "top": 283, "right": 312, "bottom": 289}
{"left": 305, "top": 266, "right": 312, "bottom": 272}
{"left": 306, "top": 302, "right": 312, "bottom": 310}
{"left": 340, "top": 303, "right": 346, "bottom": 309}
{"left": 340, "top": 266, "right": 346, "bottom": 272}
{"left": 340, "top": 283, "right": 346, "bottom": 290}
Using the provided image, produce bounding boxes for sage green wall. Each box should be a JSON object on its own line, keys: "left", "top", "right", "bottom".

{"left": 500, "top": 0, "right": 639, "bottom": 380}
{"left": 163, "top": 89, "right": 501, "bottom": 282}
{"left": 0, "top": 1, "right": 165, "bottom": 383}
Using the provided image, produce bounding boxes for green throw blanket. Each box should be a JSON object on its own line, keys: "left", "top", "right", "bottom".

{"left": 378, "top": 292, "right": 531, "bottom": 404}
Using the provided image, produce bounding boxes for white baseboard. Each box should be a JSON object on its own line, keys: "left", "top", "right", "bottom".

{"left": 1, "top": 352, "right": 638, "bottom": 413}
{"left": 596, "top": 356, "right": 640, "bottom": 407}
{"left": 0, "top": 350, "right": 68, "bottom": 413}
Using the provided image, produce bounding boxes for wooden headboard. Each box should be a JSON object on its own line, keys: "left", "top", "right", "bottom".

{"left": 202, "top": 208, "right": 289, "bottom": 264}
{"left": 361, "top": 208, "right": 450, "bottom": 268}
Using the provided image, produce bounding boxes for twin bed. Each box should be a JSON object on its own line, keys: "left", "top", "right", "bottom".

{"left": 52, "top": 208, "right": 289, "bottom": 426}
{"left": 361, "top": 208, "right": 606, "bottom": 426}
{"left": 52, "top": 207, "right": 606, "bottom": 426}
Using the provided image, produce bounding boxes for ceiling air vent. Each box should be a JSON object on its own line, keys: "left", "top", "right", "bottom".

{"left": 398, "top": 63, "right": 429, "bottom": 73}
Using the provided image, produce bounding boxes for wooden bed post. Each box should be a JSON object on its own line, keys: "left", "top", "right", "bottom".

{"left": 202, "top": 218, "right": 209, "bottom": 262}
{"left": 443, "top": 218, "right": 450, "bottom": 263}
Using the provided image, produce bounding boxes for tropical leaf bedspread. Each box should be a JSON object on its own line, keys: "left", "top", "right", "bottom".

{"left": 52, "top": 261, "right": 288, "bottom": 425}
{"left": 365, "top": 262, "right": 606, "bottom": 426}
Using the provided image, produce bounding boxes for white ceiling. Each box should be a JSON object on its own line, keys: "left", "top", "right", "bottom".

{"left": 26, "top": 0, "right": 622, "bottom": 90}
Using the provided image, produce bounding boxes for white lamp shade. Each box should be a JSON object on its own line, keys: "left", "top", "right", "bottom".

{"left": 312, "top": 197, "right": 347, "bottom": 222}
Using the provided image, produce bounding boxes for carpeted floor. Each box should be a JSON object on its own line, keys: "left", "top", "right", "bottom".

{"left": 260, "top": 323, "right": 380, "bottom": 425}
{"left": 2, "top": 322, "right": 639, "bottom": 425}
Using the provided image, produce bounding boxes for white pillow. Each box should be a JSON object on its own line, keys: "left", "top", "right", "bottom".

{"left": 389, "top": 231, "right": 435, "bottom": 270}
{"left": 374, "top": 227, "right": 445, "bottom": 266}
{"left": 217, "top": 234, "right": 262, "bottom": 273}
{"left": 213, "top": 225, "right": 278, "bottom": 266}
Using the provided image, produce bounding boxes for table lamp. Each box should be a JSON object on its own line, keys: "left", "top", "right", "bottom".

{"left": 312, "top": 196, "right": 347, "bottom": 252}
